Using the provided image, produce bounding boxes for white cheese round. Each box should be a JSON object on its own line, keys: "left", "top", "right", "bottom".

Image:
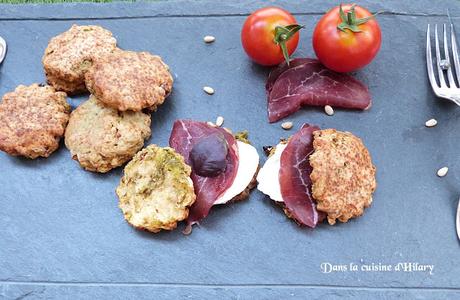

{"left": 214, "top": 141, "right": 260, "bottom": 205}
{"left": 256, "top": 143, "right": 286, "bottom": 202}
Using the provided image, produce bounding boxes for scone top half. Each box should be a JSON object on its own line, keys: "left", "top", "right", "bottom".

{"left": 85, "top": 49, "right": 173, "bottom": 112}
{"left": 0, "top": 84, "right": 70, "bottom": 159}
{"left": 117, "top": 145, "right": 196, "bottom": 233}
{"left": 256, "top": 123, "right": 376, "bottom": 227}
{"left": 43, "top": 25, "right": 117, "bottom": 94}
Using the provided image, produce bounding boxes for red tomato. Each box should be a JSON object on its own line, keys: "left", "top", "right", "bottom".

{"left": 313, "top": 4, "right": 381, "bottom": 73}
{"left": 241, "top": 7, "right": 300, "bottom": 66}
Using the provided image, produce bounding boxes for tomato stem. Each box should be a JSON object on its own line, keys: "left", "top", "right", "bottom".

{"left": 274, "top": 24, "right": 304, "bottom": 66}
{"left": 337, "top": 3, "right": 378, "bottom": 33}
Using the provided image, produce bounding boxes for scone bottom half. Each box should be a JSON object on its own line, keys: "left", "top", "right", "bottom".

{"left": 117, "top": 145, "right": 196, "bottom": 233}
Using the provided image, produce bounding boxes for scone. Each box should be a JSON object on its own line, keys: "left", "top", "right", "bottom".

{"left": 257, "top": 124, "right": 376, "bottom": 228}
{"left": 117, "top": 145, "right": 196, "bottom": 233}
{"left": 65, "top": 95, "right": 151, "bottom": 173}
{"left": 85, "top": 49, "right": 173, "bottom": 111}
{"left": 43, "top": 25, "right": 117, "bottom": 94}
{"left": 0, "top": 84, "right": 70, "bottom": 159}
{"left": 310, "top": 129, "right": 376, "bottom": 225}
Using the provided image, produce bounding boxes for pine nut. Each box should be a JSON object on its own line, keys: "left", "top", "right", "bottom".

{"left": 204, "top": 35, "right": 215, "bottom": 43}
{"left": 425, "top": 118, "right": 437, "bottom": 127}
{"left": 215, "top": 116, "right": 224, "bottom": 127}
{"left": 203, "top": 86, "right": 214, "bottom": 95}
{"left": 325, "top": 105, "right": 334, "bottom": 116}
{"left": 281, "top": 122, "right": 293, "bottom": 130}
{"left": 437, "top": 167, "right": 448, "bottom": 177}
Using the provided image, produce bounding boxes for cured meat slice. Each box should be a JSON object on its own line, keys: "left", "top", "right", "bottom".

{"left": 266, "top": 58, "right": 315, "bottom": 93}
{"left": 267, "top": 58, "right": 371, "bottom": 123}
{"left": 279, "top": 123, "right": 324, "bottom": 227}
{"left": 169, "top": 120, "right": 239, "bottom": 229}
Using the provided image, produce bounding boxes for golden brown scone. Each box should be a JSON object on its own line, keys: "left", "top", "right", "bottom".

{"left": 45, "top": 73, "right": 87, "bottom": 94}
{"left": 65, "top": 95, "right": 151, "bottom": 173}
{"left": 0, "top": 84, "right": 70, "bottom": 159}
{"left": 309, "top": 129, "right": 376, "bottom": 225}
{"left": 117, "top": 145, "right": 196, "bottom": 233}
{"left": 85, "top": 49, "right": 173, "bottom": 111}
{"left": 43, "top": 25, "right": 117, "bottom": 94}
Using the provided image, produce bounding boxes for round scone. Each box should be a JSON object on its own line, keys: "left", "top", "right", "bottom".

{"left": 117, "top": 145, "right": 196, "bottom": 233}
{"left": 43, "top": 25, "right": 117, "bottom": 94}
{"left": 0, "top": 84, "right": 70, "bottom": 159}
{"left": 65, "top": 95, "right": 151, "bottom": 173}
{"left": 85, "top": 49, "right": 173, "bottom": 111}
{"left": 309, "top": 129, "right": 376, "bottom": 225}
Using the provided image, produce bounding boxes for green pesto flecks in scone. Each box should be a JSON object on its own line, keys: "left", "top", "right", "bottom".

{"left": 234, "top": 130, "right": 251, "bottom": 144}
{"left": 117, "top": 145, "right": 196, "bottom": 233}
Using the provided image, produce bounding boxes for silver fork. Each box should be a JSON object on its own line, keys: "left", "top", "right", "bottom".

{"left": 427, "top": 24, "right": 460, "bottom": 240}
{"left": 426, "top": 24, "right": 460, "bottom": 105}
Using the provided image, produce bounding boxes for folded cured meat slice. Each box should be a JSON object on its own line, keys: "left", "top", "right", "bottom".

{"left": 266, "top": 58, "right": 315, "bottom": 93}
{"left": 169, "top": 120, "right": 239, "bottom": 229}
{"left": 267, "top": 58, "right": 371, "bottom": 123}
{"left": 279, "top": 123, "right": 324, "bottom": 227}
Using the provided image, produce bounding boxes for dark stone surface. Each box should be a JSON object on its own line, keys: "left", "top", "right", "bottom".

{"left": 0, "top": 1, "right": 460, "bottom": 299}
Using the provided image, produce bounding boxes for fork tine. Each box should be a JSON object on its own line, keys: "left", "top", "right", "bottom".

{"left": 426, "top": 25, "right": 439, "bottom": 91}
{"left": 457, "top": 198, "right": 460, "bottom": 241}
{"left": 435, "top": 24, "right": 447, "bottom": 87}
{"left": 451, "top": 24, "right": 460, "bottom": 87}
{"left": 443, "top": 24, "right": 458, "bottom": 88}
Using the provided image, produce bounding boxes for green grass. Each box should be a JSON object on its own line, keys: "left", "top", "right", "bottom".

{"left": 0, "top": 0, "right": 123, "bottom": 3}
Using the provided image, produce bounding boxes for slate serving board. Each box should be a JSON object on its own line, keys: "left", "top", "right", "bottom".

{"left": 1, "top": 1, "right": 460, "bottom": 299}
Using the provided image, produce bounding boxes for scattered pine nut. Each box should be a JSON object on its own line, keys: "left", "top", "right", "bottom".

{"left": 203, "top": 86, "right": 215, "bottom": 95}
{"left": 215, "top": 116, "right": 224, "bottom": 127}
{"left": 437, "top": 167, "right": 448, "bottom": 177}
{"left": 325, "top": 105, "right": 334, "bottom": 116}
{"left": 425, "top": 118, "right": 437, "bottom": 127}
{"left": 281, "top": 121, "right": 293, "bottom": 130}
{"left": 204, "top": 35, "right": 215, "bottom": 43}
{"left": 207, "top": 121, "right": 216, "bottom": 127}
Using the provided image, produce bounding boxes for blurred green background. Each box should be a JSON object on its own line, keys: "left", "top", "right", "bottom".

{"left": 1, "top": 0, "right": 128, "bottom": 3}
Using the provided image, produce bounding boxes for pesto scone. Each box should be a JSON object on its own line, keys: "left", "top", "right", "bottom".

{"left": 117, "top": 145, "right": 196, "bottom": 233}
{"left": 43, "top": 25, "right": 117, "bottom": 94}
{"left": 85, "top": 49, "right": 173, "bottom": 111}
{"left": 0, "top": 84, "right": 70, "bottom": 159}
{"left": 65, "top": 95, "right": 151, "bottom": 173}
{"left": 309, "top": 129, "right": 376, "bottom": 225}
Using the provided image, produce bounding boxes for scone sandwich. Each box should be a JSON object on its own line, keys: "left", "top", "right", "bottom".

{"left": 116, "top": 120, "right": 260, "bottom": 234}
{"left": 257, "top": 123, "right": 376, "bottom": 227}
{"left": 169, "top": 120, "right": 260, "bottom": 234}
